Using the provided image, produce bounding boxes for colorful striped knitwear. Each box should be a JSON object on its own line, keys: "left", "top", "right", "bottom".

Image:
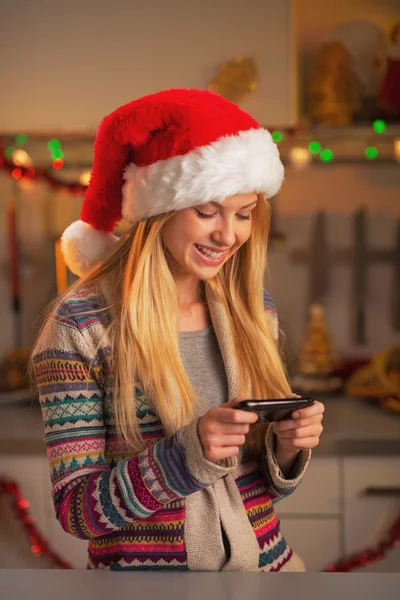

{"left": 32, "top": 283, "right": 310, "bottom": 571}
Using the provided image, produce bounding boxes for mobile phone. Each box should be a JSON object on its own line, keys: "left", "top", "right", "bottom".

{"left": 233, "top": 397, "right": 314, "bottom": 422}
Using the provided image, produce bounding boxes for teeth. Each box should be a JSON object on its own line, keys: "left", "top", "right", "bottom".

{"left": 196, "top": 245, "right": 224, "bottom": 259}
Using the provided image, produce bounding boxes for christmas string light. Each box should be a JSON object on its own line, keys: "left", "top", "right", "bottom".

{"left": 0, "top": 478, "right": 72, "bottom": 569}
{"left": 0, "top": 141, "right": 86, "bottom": 195}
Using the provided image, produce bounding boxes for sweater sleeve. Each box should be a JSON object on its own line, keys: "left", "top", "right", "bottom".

{"left": 260, "top": 289, "right": 311, "bottom": 501}
{"left": 32, "top": 308, "right": 237, "bottom": 540}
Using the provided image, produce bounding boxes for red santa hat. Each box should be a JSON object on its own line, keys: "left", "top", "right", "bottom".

{"left": 61, "top": 88, "right": 284, "bottom": 276}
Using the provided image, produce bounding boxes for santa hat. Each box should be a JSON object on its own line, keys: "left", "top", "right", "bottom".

{"left": 61, "top": 88, "right": 284, "bottom": 276}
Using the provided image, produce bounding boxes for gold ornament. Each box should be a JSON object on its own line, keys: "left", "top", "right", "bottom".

{"left": 308, "top": 41, "right": 363, "bottom": 126}
{"left": 346, "top": 347, "right": 400, "bottom": 410}
{"left": 291, "top": 304, "right": 343, "bottom": 395}
{"left": 208, "top": 57, "right": 258, "bottom": 104}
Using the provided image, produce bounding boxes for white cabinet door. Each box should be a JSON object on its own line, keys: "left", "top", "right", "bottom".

{"left": 276, "top": 457, "right": 340, "bottom": 516}
{"left": 343, "top": 457, "right": 400, "bottom": 573}
{"left": 279, "top": 517, "right": 341, "bottom": 572}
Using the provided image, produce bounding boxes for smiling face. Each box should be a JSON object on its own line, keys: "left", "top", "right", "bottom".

{"left": 161, "top": 193, "right": 258, "bottom": 284}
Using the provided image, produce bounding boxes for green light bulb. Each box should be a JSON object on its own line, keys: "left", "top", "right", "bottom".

{"left": 373, "top": 119, "right": 386, "bottom": 134}
{"left": 365, "top": 146, "right": 378, "bottom": 160}
{"left": 320, "top": 149, "right": 333, "bottom": 162}
{"left": 272, "top": 131, "right": 283, "bottom": 143}
{"left": 308, "top": 141, "right": 321, "bottom": 154}
{"left": 48, "top": 139, "right": 61, "bottom": 151}
{"left": 52, "top": 149, "right": 64, "bottom": 160}
{"left": 15, "top": 134, "right": 28, "bottom": 145}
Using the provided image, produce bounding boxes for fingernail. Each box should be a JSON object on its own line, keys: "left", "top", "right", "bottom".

{"left": 293, "top": 411, "right": 300, "bottom": 419}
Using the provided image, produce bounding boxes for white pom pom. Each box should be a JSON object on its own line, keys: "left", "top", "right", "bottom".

{"left": 60, "top": 221, "right": 119, "bottom": 277}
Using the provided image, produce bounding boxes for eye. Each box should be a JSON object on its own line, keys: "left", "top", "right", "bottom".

{"left": 194, "top": 209, "right": 252, "bottom": 221}
{"left": 194, "top": 209, "right": 214, "bottom": 219}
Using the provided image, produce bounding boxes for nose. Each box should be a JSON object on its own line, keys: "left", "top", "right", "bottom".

{"left": 211, "top": 215, "right": 236, "bottom": 249}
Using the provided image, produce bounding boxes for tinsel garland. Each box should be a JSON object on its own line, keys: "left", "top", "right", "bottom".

{"left": 0, "top": 477, "right": 72, "bottom": 569}
{"left": 324, "top": 511, "right": 400, "bottom": 572}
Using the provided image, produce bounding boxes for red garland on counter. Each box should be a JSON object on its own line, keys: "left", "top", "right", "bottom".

{"left": 0, "top": 478, "right": 72, "bottom": 569}
{"left": 324, "top": 511, "right": 400, "bottom": 572}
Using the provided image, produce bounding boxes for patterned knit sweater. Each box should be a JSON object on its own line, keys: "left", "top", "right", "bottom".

{"left": 32, "top": 283, "right": 311, "bottom": 571}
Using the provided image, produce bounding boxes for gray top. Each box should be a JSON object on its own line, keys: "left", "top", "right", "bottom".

{"left": 0, "top": 570, "right": 399, "bottom": 600}
{"left": 179, "top": 325, "right": 228, "bottom": 417}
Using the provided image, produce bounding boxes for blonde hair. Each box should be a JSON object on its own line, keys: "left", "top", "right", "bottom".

{"left": 30, "top": 194, "right": 291, "bottom": 455}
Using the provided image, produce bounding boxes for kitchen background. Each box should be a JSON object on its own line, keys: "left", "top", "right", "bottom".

{"left": 0, "top": 0, "right": 399, "bottom": 573}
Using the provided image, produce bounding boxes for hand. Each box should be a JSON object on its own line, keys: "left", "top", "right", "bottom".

{"left": 198, "top": 397, "right": 258, "bottom": 463}
{"left": 272, "top": 395, "right": 325, "bottom": 453}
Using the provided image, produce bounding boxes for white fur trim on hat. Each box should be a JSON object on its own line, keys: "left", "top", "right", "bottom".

{"left": 122, "top": 128, "right": 284, "bottom": 222}
{"left": 60, "top": 220, "right": 119, "bottom": 277}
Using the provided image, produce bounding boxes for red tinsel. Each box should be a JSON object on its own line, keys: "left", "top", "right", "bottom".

{"left": 324, "top": 511, "right": 400, "bottom": 572}
{"left": 0, "top": 477, "right": 72, "bottom": 569}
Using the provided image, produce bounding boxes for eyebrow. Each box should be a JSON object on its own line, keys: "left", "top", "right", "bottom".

{"left": 209, "top": 200, "right": 258, "bottom": 210}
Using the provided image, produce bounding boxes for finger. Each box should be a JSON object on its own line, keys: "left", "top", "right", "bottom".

{"left": 278, "top": 436, "right": 321, "bottom": 450}
{"left": 292, "top": 400, "right": 325, "bottom": 420}
{"left": 205, "top": 447, "right": 240, "bottom": 463}
{"left": 274, "top": 421, "right": 323, "bottom": 437}
{"left": 220, "top": 434, "right": 247, "bottom": 447}
{"left": 217, "top": 423, "right": 251, "bottom": 435}
{"left": 290, "top": 436, "right": 321, "bottom": 449}
{"left": 289, "top": 424, "right": 324, "bottom": 439}
{"left": 216, "top": 407, "right": 259, "bottom": 425}
{"left": 224, "top": 397, "right": 246, "bottom": 408}
{"left": 206, "top": 434, "right": 247, "bottom": 447}
{"left": 276, "top": 414, "right": 323, "bottom": 432}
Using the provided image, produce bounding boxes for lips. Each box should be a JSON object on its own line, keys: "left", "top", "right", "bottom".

{"left": 193, "top": 244, "right": 228, "bottom": 266}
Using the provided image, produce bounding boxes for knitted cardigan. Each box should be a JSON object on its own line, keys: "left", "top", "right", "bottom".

{"left": 32, "top": 282, "right": 311, "bottom": 571}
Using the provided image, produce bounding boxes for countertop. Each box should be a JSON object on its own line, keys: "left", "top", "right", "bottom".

{"left": 0, "top": 570, "right": 399, "bottom": 600}
{"left": 1, "top": 395, "right": 400, "bottom": 456}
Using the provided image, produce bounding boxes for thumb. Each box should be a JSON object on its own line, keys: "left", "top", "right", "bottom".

{"left": 223, "top": 396, "right": 245, "bottom": 408}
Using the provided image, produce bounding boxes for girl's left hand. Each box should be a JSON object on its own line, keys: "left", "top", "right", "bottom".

{"left": 272, "top": 396, "right": 325, "bottom": 451}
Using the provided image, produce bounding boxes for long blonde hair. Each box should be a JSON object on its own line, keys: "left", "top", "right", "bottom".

{"left": 31, "top": 194, "right": 291, "bottom": 454}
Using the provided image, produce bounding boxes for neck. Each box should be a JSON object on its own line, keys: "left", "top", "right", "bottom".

{"left": 174, "top": 276, "right": 204, "bottom": 307}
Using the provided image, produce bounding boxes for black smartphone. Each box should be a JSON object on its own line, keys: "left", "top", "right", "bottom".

{"left": 233, "top": 397, "right": 314, "bottom": 422}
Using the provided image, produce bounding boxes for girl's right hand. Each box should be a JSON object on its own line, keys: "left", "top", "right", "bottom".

{"left": 198, "top": 397, "right": 259, "bottom": 463}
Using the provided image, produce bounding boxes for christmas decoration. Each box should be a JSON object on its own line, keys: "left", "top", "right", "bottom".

{"left": 324, "top": 510, "right": 400, "bottom": 572}
{"left": 208, "top": 56, "right": 258, "bottom": 104}
{"left": 377, "top": 22, "right": 400, "bottom": 119}
{"left": 0, "top": 152, "right": 87, "bottom": 195}
{"left": 0, "top": 478, "right": 72, "bottom": 569}
{"left": 346, "top": 347, "right": 400, "bottom": 415}
{"left": 292, "top": 304, "right": 343, "bottom": 395}
{"left": 308, "top": 41, "right": 363, "bottom": 126}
